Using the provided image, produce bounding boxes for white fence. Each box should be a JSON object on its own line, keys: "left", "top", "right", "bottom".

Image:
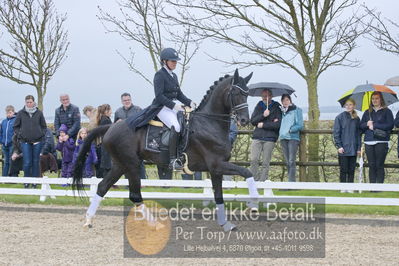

{"left": 1, "top": 176, "right": 399, "bottom": 206}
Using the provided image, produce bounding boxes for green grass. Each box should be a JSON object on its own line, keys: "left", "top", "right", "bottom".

{"left": 1, "top": 183, "right": 398, "bottom": 215}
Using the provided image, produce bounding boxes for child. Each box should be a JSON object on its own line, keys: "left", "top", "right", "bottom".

{"left": 0, "top": 105, "right": 17, "bottom": 176}
{"left": 73, "top": 127, "right": 97, "bottom": 178}
{"left": 56, "top": 124, "right": 75, "bottom": 182}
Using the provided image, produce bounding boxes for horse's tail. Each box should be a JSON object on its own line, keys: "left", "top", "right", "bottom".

{"left": 72, "top": 124, "right": 112, "bottom": 195}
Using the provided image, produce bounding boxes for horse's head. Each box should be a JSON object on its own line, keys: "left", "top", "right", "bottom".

{"left": 230, "top": 69, "right": 253, "bottom": 126}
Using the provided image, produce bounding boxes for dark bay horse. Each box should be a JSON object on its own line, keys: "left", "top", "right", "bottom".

{"left": 73, "top": 69, "right": 260, "bottom": 231}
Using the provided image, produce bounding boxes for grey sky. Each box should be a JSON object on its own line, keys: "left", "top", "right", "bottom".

{"left": 1, "top": 0, "right": 399, "bottom": 120}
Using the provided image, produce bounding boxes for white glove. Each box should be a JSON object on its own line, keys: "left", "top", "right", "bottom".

{"left": 190, "top": 101, "right": 197, "bottom": 110}
{"left": 173, "top": 104, "right": 184, "bottom": 112}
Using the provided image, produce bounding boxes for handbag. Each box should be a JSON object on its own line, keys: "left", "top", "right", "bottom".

{"left": 373, "top": 128, "right": 388, "bottom": 140}
{"left": 369, "top": 110, "right": 388, "bottom": 140}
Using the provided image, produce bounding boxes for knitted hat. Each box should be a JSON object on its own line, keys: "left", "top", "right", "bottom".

{"left": 58, "top": 124, "right": 68, "bottom": 133}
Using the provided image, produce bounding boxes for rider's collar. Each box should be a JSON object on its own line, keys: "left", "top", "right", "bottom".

{"left": 163, "top": 65, "right": 174, "bottom": 77}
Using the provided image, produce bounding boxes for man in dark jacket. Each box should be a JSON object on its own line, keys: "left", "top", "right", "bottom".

{"left": 114, "top": 93, "right": 142, "bottom": 123}
{"left": 250, "top": 89, "right": 282, "bottom": 181}
{"left": 54, "top": 94, "right": 81, "bottom": 140}
{"left": 114, "top": 92, "right": 147, "bottom": 179}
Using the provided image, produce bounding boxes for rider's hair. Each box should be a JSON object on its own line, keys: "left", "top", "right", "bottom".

{"left": 96, "top": 104, "right": 111, "bottom": 125}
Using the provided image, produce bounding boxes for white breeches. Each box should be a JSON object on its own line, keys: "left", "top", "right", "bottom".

{"left": 157, "top": 106, "right": 180, "bottom": 132}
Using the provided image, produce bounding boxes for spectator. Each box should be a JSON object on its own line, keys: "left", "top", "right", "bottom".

{"left": 40, "top": 127, "right": 58, "bottom": 176}
{"left": 394, "top": 110, "right": 399, "bottom": 161}
{"left": 360, "top": 92, "right": 394, "bottom": 184}
{"left": 223, "top": 117, "right": 239, "bottom": 181}
{"left": 56, "top": 124, "right": 75, "bottom": 184}
{"left": 333, "top": 99, "right": 361, "bottom": 192}
{"left": 0, "top": 105, "right": 16, "bottom": 176}
{"left": 83, "top": 105, "right": 97, "bottom": 131}
{"left": 73, "top": 127, "right": 97, "bottom": 178}
{"left": 54, "top": 94, "right": 81, "bottom": 139}
{"left": 10, "top": 134, "right": 23, "bottom": 177}
{"left": 114, "top": 93, "right": 142, "bottom": 123}
{"left": 114, "top": 93, "right": 146, "bottom": 179}
{"left": 279, "top": 94, "right": 304, "bottom": 182}
{"left": 96, "top": 104, "right": 112, "bottom": 178}
{"left": 249, "top": 89, "right": 282, "bottom": 181}
{"left": 182, "top": 172, "right": 202, "bottom": 180}
{"left": 157, "top": 165, "right": 172, "bottom": 180}
{"left": 13, "top": 95, "right": 46, "bottom": 188}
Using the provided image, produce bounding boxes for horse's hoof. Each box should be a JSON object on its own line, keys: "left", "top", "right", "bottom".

{"left": 83, "top": 223, "right": 93, "bottom": 228}
{"left": 222, "top": 221, "right": 237, "bottom": 232}
{"left": 83, "top": 217, "right": 93, "bottom": 228}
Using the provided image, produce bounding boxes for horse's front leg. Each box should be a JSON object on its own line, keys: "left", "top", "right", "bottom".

{"left": 213, "top": 161, "right": 260, "bottom": 211}
{"left": 210, "top": 174, "right": 237, "bottom": 231}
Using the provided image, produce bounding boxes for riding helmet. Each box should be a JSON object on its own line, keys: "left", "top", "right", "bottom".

{"left": 160, "top": 48, "right": 181, "bottom": 61}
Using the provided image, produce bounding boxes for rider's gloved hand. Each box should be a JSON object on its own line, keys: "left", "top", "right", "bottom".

{"left": 173, "top": 104, "right": 185, "bottom": 112}
{"left": 190, "top": 101, "right": 197, "bottom": 110}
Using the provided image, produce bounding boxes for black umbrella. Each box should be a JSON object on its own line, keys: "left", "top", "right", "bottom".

{"left": 248, "top": 82, "right": 295, "bottom": 97}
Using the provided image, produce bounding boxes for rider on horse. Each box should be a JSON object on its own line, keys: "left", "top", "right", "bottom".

{"left": 153, "top": 48, "right": 196, "bottom": 171}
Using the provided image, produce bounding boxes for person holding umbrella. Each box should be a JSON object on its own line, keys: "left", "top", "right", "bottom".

{"left": 359, "top": 92, "right": 394, "bottom": 184}
{"left": 279, "top": 94, "right": 303, "bottom": 182}
{"left": 339, "top": 84, "right": 397, "bottom": 184}
{"left": 249, "top": 89, "right": 282, "bottom": 181}
{"left": 333, "top": 98, "right": 361, "bottom": 191}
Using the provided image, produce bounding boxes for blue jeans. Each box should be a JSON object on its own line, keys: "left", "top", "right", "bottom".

{"left": 139, "top": 161, "right": 147, "bottom": 179}
{"left": 280, "top": 139, "right": 300, "bottom": 182}
{"left": 2, "top": 145, "right": 13, "bottom": 176}
{"left": 21, "top": 142, "right": 43, "bottom": 177}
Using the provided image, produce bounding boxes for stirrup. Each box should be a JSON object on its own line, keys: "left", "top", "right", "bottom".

{"left": 169, "top": 158, "right": 183, "bottom": 171}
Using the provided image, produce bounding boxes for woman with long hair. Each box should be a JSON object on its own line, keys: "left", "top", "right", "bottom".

{"left": 360, "top": 92, "right": 394, "bottom": 183}
{"left": 333, "top": 98, "right": 361, "bottom": 191}
{"left": 95, "top": 104, "right": 112, "bottom": 178}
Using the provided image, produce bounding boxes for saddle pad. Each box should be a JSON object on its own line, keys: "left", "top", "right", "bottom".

{"left": 145, "top": 125, "right": 169, "bottom": 153}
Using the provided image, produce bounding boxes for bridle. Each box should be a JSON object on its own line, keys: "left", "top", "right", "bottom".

{"left": 230, "top": 83, "right": 249, "bottom": 115}
{"left": 191, "top": 80, "right": 249, "bottom": 123}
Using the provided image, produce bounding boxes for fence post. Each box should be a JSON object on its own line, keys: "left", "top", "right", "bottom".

{"left": 263, "top": 180, "right": 274, "bottom": 208}
{"left": 40, "top": 176, "right": 55, "bottom": 202}
{"left": 202, "top": 179, "right": 213, "bottom": 207}
{"left": 299, "top": 134, "right": 307, "bottom": 182}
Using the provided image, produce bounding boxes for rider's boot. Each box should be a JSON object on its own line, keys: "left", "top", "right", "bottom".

{"left": 168, "top": 126, "right": 183, "bottom": 171}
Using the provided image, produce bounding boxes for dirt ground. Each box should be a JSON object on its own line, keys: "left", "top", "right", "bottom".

{"left": 0, "top": 202, "right": 398, "bottom": 265}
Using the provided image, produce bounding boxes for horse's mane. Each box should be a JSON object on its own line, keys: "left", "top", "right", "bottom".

{"left": 196, "top": 75, "right": 232, "bottom": 111}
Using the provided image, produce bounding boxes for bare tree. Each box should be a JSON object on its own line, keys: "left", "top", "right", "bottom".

{"left": 0, "top": 0, "right": 69, "bottom": 110}
{"left": 365, "top": 6, "right": 399, "bottom": 55}
{"left": 98, "top": 0, "right": 199, "bottom": 86}
{"left": 166, "top": 0, "right": 368, "bottom": 181}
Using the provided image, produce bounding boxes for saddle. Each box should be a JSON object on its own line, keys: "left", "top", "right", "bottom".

{"left": 144, "top": 108, "right": 192, "bottom": 165}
